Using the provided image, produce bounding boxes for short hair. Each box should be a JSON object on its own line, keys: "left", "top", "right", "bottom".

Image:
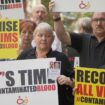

{"left": 32, "top": 4, "right": 48, "bottom": 15}
{"left": 75, "top": 17, "right": 92, "bottom": 33}
{"left": 33, "top": 22, "right": 54, "bottom": 36}
{"left": 20, "top": 19, "right": 36, "bottom": 32}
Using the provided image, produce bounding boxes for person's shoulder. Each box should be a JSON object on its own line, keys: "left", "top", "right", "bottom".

{"left": 51, "top": 50, "right": 68, "bottom": 60}
{"left": 70, "top": 32, "right": 91, "bottom": 37}
{"left": 52, "top": 50, "right": 65, "bottom": 55}
{"left": 21, "top": 48, "right": 34, "bottom": 55}
{"left": 17, "top": 48, "right": 35, "bottom": 60}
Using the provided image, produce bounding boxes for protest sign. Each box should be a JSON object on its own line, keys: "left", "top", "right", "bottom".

{"left": 0, "top": 58, "right": 59, "bottom": 105}
{"left": 0, "top": 19, "right": 19, "bottom": 59}
{"left": 75, "top": 67, "right": 105, "bottom": 105}
{"left": 0, "top": 0, "right": 24, "bottom": 19}
{"left": 52, "top": 0, "right": 105, "bottom": 12}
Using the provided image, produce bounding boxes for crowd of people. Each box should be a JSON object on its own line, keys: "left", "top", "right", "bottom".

{"left": 19, "top": 2, "right": 74, "bottom": 105}
{"left": 1, "top": 0, "right": 105, "bottom": 105}
{"left": 18, "top": 2, "right": 74, "bottom": 105}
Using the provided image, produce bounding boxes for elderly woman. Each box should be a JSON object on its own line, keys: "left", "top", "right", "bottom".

{"left": 17, "top": 22, "right": 74, "bottom": 105}
{"left": 17, "top": 19, "right": 36, "bottom": 55}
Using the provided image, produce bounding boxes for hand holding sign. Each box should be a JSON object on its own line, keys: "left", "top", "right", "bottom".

{"left": 49, "top": 0, "right": 60, "bottom": 19}
{"left": 51, "top": 0, "right": 105, "bottom": 12}
{"left": 57, "top": 75, "right": 72, "bottom": 86}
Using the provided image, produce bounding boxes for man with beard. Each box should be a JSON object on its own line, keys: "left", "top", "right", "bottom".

{"left": 49, "top": 1, "right": 105, "bottom": 68}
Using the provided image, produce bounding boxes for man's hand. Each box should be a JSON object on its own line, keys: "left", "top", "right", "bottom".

{"left": 49, "top": 0, "right": 60, "bottom": 18}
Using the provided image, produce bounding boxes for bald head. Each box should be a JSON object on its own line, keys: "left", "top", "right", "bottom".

{"left": 31, "top": 4, "right": 48, "bottom": 24}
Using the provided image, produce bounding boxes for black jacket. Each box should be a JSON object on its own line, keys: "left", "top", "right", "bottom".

{"left": 17, "top": 48, "right": 74, "bottom": 105}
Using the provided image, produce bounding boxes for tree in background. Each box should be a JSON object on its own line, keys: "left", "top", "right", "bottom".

{"left": 41, "top": 0, "right": 53, "bottom": 26}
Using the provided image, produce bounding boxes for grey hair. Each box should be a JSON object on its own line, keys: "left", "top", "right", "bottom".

{"left": 33, "top": 22, "right": 54, "bottom": 36}
{"left": 32, "top": 4, "right": 48, "bottom": 15}
{"left": 75, "top": 17, "right": 92, "bottom": 33}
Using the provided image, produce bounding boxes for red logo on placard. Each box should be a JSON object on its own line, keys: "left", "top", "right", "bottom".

{"left": 79, "top": 0, "right": 91, "bottom": 9}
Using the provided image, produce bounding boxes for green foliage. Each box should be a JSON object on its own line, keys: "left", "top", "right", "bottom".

{"left": 41, "top": 0, "right": 53, "bottom": 26}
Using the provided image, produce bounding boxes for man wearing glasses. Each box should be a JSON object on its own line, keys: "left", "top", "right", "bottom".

{"left": 49, "top": 1, "right": 105, "bottom": 68}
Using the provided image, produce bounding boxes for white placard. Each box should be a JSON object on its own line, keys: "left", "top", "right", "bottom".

{"left": 0, "top": 0, "right": 24, "bottom": 19}
{"left": 0, "top": 58, "right": 59, "bottom": 105}
{"left": 74, "top": 57, "right": 80, "bottom": 67}
{"left": 53, "top": 0, "right": 105, "bottom": 12}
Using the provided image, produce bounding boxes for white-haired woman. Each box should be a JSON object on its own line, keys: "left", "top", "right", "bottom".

{"left": 17, "top": 22, "right": 74, "bottom": 105}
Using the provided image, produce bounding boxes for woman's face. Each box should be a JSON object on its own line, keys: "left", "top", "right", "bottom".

{"left": 20, "top": 23, "right": 34, "bottom": 45}
{"left": 34, "top": 30, "right": 54, "bottom": 51}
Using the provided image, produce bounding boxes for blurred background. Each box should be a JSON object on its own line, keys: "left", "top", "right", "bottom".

{"left": 26, "top": 0, "right": 92, "bottom": 31}
{"left": 25, "top": 0, "right": 92, "bottom": 56}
